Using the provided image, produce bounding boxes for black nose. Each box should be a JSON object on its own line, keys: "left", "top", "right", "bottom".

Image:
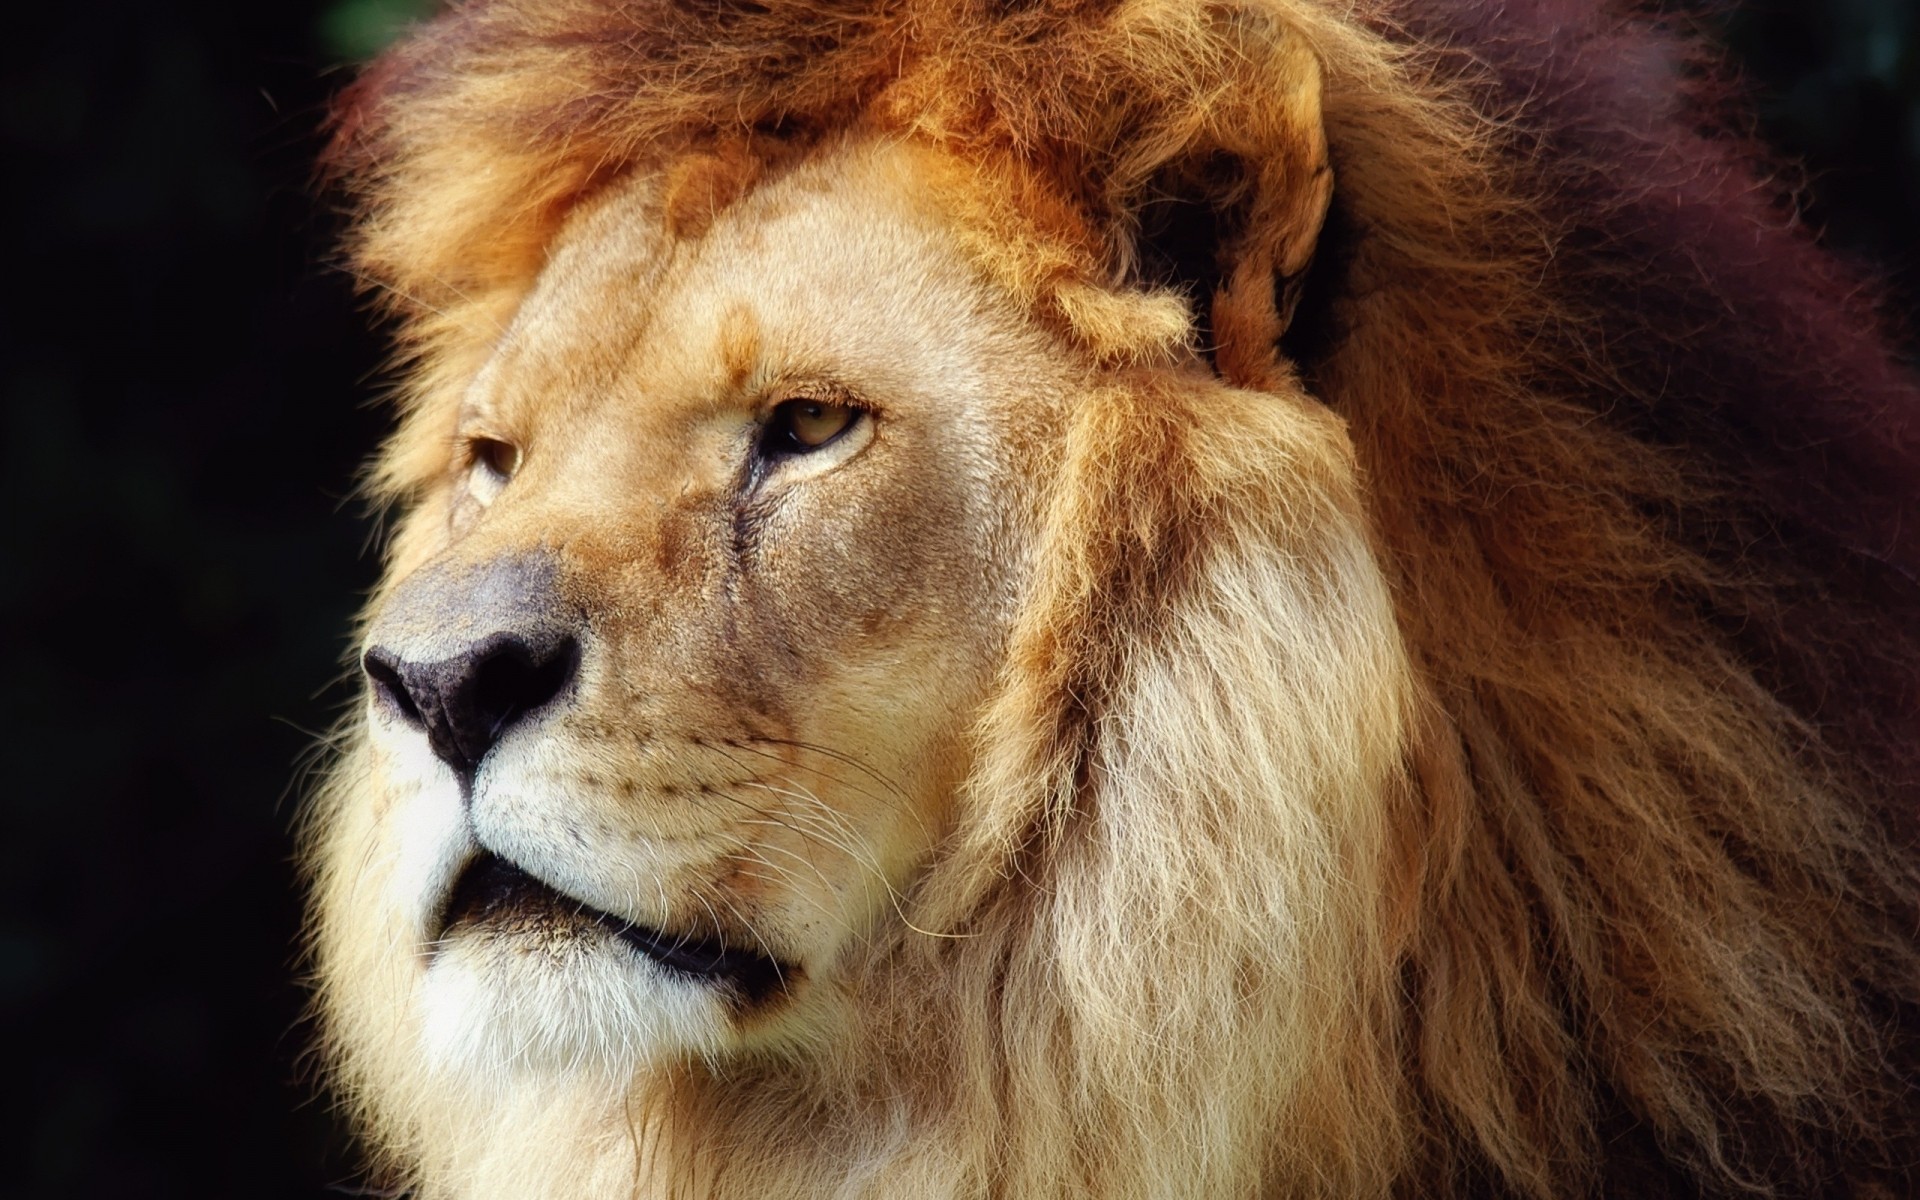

{"left": 363, "top": 632, "right": 578, "bottom": 782}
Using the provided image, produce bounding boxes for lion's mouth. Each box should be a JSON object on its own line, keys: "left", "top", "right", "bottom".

{"left": 438, "top": 852, "right": 789, "bottom": 1004}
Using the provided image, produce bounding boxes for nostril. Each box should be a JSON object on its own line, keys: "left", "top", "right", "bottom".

{"left": 467, "top": 636, "right": 578, "bottom": 742}
{"left": 363, "top": 647, "right": 424, "bottom": 726}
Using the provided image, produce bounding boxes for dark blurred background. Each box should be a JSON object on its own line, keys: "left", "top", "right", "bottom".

{"left": 2, "top": 1, "right": 1915, "bottom": 1196}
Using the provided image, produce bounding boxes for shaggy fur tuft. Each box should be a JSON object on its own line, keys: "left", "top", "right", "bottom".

{"left": 315, "top": 1, "right": 1920, "bottom": 1196}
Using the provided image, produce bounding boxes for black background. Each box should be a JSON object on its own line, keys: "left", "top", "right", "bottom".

{"left": 4, "top": 1, "right": 1915, "bottom": 1196}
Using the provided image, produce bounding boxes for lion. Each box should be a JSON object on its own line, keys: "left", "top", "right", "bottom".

{"left": 307, "top": 1, "right": 1920, "bottom": 1196}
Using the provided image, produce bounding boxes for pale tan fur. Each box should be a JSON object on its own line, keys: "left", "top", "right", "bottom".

{"left": 310, "top": 2, "right": 1920, "bottom": 1196}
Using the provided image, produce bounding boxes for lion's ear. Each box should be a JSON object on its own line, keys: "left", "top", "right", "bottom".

{"left": 1099, "top": 9, "right": 1333, "bottom": 389}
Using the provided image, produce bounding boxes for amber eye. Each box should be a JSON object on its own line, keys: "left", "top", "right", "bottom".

{"left": 469, "top": 436, "right": 521, "bottom": 481}
{"left": 764, "top": 398, "right": 859, "bottom": 455}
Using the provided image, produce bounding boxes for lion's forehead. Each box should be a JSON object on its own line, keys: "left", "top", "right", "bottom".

{"left": 473, "top": 143, "right": 1013, "bottom": 435}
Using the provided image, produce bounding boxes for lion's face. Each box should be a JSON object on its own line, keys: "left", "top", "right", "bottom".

{"left": 351, "top": 142, "right": 1062, "bottom": 1077}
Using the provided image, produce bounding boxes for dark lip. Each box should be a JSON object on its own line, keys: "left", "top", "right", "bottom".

{"left": 439, "top": 851, "right": 790, "bottom": 1004}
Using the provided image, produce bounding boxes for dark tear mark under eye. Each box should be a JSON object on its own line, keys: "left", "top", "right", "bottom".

{"left": 730, "top": 489, "right": 770, "bottom": 561}
{"left": 730, "top": 451, "right": 776, "bottom": 561}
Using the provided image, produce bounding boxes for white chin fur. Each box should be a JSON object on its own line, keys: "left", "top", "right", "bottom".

{"left": 419, "top": 933, "right": 731, "bottom": 1083}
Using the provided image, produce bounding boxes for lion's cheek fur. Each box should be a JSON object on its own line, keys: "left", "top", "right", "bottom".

{"left": 881, "top": 384, "right": 1419, "bottom": 1196}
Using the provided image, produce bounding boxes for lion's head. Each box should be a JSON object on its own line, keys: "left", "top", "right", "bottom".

{"left": 311, "top": 2, "right": 1920, "bottom": 1197}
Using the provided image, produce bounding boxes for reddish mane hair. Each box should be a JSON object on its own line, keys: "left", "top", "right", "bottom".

{"left": 1407, "top": 0, "right": 1920, "bottom": 799}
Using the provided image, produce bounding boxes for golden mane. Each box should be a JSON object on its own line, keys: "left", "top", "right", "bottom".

{"left": 319, "top": 1, "right": 1920, "bottom": 1195}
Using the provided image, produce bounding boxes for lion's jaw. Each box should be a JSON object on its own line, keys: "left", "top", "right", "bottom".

{"left": 327, "top": 143, "right": 1058, "bottom": 1096}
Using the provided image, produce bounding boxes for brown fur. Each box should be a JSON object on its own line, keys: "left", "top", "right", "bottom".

{"left": 314, "top": 2, "right": 1920, "bottom": 1197}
